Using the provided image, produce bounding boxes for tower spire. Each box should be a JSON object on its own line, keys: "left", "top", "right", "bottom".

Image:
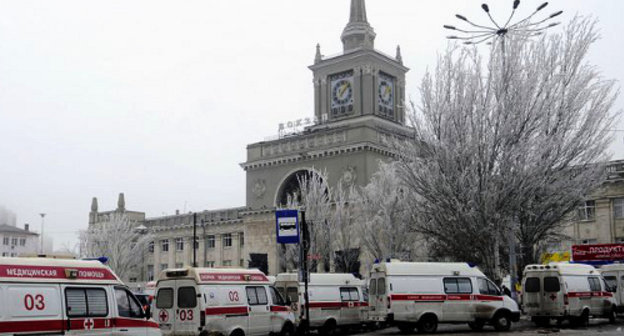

{"left": 341, "top": 0, "right": 376, "bottom": 52}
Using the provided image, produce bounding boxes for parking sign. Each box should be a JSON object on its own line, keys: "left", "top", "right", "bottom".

{"left": 275, "top": 209, "right": 300, "bottom": 244}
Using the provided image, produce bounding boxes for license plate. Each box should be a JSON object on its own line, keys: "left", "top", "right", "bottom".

{"left": 160, "top": 323, "right": 171, "bottom": 330}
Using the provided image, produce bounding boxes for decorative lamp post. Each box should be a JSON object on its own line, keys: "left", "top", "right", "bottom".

{"left": 443, "top": 1, "right": 563, "bottom": 302}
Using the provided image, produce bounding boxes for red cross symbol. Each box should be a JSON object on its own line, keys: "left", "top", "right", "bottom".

{"left": 159, "top": 309, "right": 169, "bottom": 322}
{"left": 83, "top": 318, "right": 95, "bottom": 330}
{"left": 549, "top": 294, "right": 557, "bottom": 301}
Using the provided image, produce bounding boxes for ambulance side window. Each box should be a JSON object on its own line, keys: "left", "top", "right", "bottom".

{"left": 178, "top": 287, "right": 197, "bottom": 308}
{"left": 377, "top": 278, "right": 386, "bottom": 295}
{"left": 604, "top": 276, "right": 617, "bottom": 292}
{"left": 269, "top": 286, "right": 286, "bottom": 305}
{"left": 443, "top": 278, "right": 472, "bottom": 294}
{"left": 246, "top": 286, "right": 268, "bottom": 305}
{"left": 65, "top": 288, "right": 108, "bottom": 317}
{"left": 369, "top": 279, "right": 377, "bottom": 296}
{"left": 340, "top": 287, "right": 359, "bottom": 301}
{"left": 115, "top": 288, "right": 143, "bottom": 318}
{"left": 588, "top": 277, "right": 601, "bottom": 292}
{"left": 156, "top": 288, "right": 174, "bottom": 309}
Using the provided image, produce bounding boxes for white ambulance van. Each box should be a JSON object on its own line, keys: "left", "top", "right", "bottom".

{"left": 0, "top": 257, "right": 160, "bottom": 335}
{"left": 601, "top": 263, "right": 624, "bottom": 312}
{"left": 155, "top": 267, "right": 295, "bottom": 336}
{"left": 273, "top": 273, "right": 367, "bottom": 333}
{"left": 523, "top": 263, "right": 617, "bottom": 326}
{"left": 368, "top": 261, "right": 520, "bottom": 333}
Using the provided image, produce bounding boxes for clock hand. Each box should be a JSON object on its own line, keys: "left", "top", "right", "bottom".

{"left": 339, "top": 83, "right": 348, "bottom": 97}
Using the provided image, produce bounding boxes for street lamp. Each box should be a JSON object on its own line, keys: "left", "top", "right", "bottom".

{"left": 39, "top": 213, "right": 46, "bottom": 254}
{"left": 443, "top": 0, "right": 562, "bottom": 301}
{"left": 134, "top": 224, "right": 149, "bottom": 282}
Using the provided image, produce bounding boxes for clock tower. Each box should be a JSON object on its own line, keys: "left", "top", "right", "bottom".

{"left": 310, "top": 0, "right": 409, "bottom": 125}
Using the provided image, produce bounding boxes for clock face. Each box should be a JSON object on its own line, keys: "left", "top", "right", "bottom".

{"left": 378, "top": 80, "right": 393, "bottom": 105}
{"left": 378, "top": 73, "right": 395, "bottom": 117}
{"left": 332, "top": 79, "right": 353, "bottom": 105}
{"left": 329, "top": 71, "right": 354, "bottom": 115}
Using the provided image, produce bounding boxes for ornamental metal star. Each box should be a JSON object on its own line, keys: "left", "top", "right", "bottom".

{"left": 444, "top": 1, "right": 563, "bottom": 45}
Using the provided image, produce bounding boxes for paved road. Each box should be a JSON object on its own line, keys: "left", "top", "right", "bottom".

{"left": 347, "top": 318, "right": 624, "bottom": 335}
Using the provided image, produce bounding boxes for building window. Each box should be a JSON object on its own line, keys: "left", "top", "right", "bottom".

{"left": 175, "top": 263, "right": 183, "bottom": 268}
{"left": 2, "top": 237, "right": 8, "bottom": 245}
{"left": 148, "top": 241, "right": 154, "bottom": 253}
{"left": 222, "top": 260, "right": 232, "bottom": 267}
{"left": 240, "top": 259, "right": 245, "bottom": 267}
{"left": 10, "top": 238, "right": 17, "bottom": 246}
{"left": 205, "top": 261, "right": 215, "bottom": 267}
{"left": 615, "top": 199, "right": 624, "bottom": 219}
{"left": 1, "top": 252, "right": 7, "bottom": 257}
{"left": 147, "top": 265, "right": 154, "bottom": 281}
{"left": 240, "top": 233, "right": 244, "bottom": 247}
{"left": 129, "top": 277, "right": 137, "bottom": 283}
{"left": 19, "top": 238, "right": 26, "bottom": 246}
{"left": 160, "top": 264, "right": 168, "bottom": 272}
{"left": 10, "top": 253, "right": 16, "bottom": 257}
{"left": 578, "top": 200, "right": 596, "bottom": 221}
{"left": 223, "top": 234, "right": 232, "bottom": 247}
{"left": 581, "top": 239, "right": 597, "bottom": 245}
{"left": 161, "top": 239, "right": 169, "bottom": 252}
{"left": 175, "top": 238, "right": 184, "bottom": 251}
{"left": 206, "top": 235, "right": 215, "bottom": 249}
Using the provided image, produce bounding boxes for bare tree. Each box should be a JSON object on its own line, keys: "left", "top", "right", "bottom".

{"left": 331, "top": 181, "right": 361, "bottom": 274}
{"left": 80, "top": 212, "right": 153, "bottom": 282}
{"left": 396, "top": 17, "right": 619, "bottom": 279}
{"left": 354, "top": 161, "right": 417, "bottom": 262}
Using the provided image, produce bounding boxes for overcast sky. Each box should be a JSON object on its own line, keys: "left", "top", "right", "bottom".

{"left": 1, "top": 0, "right": 622, "bottom": 250}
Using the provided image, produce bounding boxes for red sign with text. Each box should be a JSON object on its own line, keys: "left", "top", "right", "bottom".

{"left": 572, "top": 244, "right": 624, "bottom": 262}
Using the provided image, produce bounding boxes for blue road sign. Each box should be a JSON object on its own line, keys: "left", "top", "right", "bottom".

{"left": 276, "top": 209, "right": 300, "bottom": 244}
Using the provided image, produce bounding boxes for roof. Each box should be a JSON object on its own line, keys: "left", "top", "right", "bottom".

{"left": 523, "top": 263, "right": 598, "bottom": 276}
{"left": 371, "top": 262, "right": 485, "bottom": 277}
{"left": 157, "top": 267, "right": 270, "bottom": 285}
{"left": 0, "top": 257, "right": 122, "bottom": 284}
{"left": 597, "top": 264, "right": 624, "bottom": 272}
{"left": 275, "top": 273, "right": 364, "bottom": 286}
{"left": 0, "top": 224, "right": 38, "bottom": 236}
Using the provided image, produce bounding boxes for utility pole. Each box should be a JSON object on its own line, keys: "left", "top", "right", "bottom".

{"left": 300, "top": 210, "right": 310, "bottom": 336}
{"left": 192, "top": 212, "right": 197, "bottom": 267}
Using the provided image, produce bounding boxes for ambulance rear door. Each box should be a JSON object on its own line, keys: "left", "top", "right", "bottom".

{"left": 155, "top": 280, "right": 176, "bottom": 335}
{"left": 173, "top": 279, "right": 201, "bottom": 335}
{"left": 368, "top": 271, "right": 388, "bottom": 320}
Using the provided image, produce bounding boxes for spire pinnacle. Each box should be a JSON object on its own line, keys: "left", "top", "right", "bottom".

{"left": 396, "top": 45, "right": 403, "bottom": 64}
{"left": 315, "top": 43, "right": 323, "bottom": 64}
{"left": 91, "top": 197, "right": 98, "bottom": 212}
{"left": 117, "top": 193, "right": 125, "bottom": 211}
{"left": 341, "top": 0, "right": 376, "bottom": 52}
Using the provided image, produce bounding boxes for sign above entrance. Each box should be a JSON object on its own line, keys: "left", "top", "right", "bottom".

{"left": 572, "top": 244, "right": 624, "bottom": 262}
{"left": 278, "top": 115, "right": 328, "bottom": 138}
{"left": 275, "top": 210, "right": 300, "bottom": 244}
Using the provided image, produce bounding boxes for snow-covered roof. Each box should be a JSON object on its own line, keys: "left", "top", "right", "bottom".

{"left": 371, "top": 262, "right": 485, "bottom": 277}
{"left": 523, "top": 263, "right": 598, "bottom": 276}
{"left": 0, "top": 224, "right": 38, "bottom": 236}
{"left": 598, "top": 263, "right": 624, "bottom": 272}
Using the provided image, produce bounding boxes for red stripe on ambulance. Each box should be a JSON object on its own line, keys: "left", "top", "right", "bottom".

{"left": 0, "top": 264, "right": 117, "bottom": 280}
{"left": 390, "top": 294, "right": 504, "bottom": 302}
{"left": 205, "top": 306, "right": 249, "bottom": 315}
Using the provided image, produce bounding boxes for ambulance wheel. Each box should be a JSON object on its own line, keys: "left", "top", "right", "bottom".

{"left": 572, "top": 310, "right": 589, "bottom": 328}
{"left": 230, "top": 329, "right": 245, "bottom": 336}
{"left": 492, "top": 312, "right": 511, "bottom": 332}
{"left": 280, "top": 322, "right": 295, "bottom": 336}
{"left": 468, "top": 320, "right": 485, "bottom": 331}
{"left": 397, "top": 323, "right": 415, "bottom": 333}
{"left": 320, "top": 320, "right": 337, "bottom": 335}
{"left": 417, "top": 314, "right": 438, "bottom": 333}
{"left": 609, "top": 306, "right": 617, "bottom": 324}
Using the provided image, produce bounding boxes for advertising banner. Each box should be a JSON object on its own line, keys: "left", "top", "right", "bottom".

{"left": 572, "top": 244, "right": 624, "bottom": 262}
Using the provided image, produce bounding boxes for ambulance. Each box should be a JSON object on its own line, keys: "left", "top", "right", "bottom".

{"left": 523, "top": 263, "right": 617, "bottom": 326}
{"left": 273, "top": 273, "right": 367, "bottom": 334}
{"left": 0, "top": 257, "right": 160, "bottom": 335}
{"left": 600, "top": 263, "right": 624, "bottom": 312}
{"left": 154, "top": 267, "right": 295, "bottom": 336}
{"left": 368, "top": 261, "right": 520, "bottom": 333}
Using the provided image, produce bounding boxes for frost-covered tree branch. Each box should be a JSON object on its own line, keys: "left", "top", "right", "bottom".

{"left": 80, "top": 213, "right": 153, "bottom": 282}
{"left": 396, "top": 17, "right": 619, "bottom": 279}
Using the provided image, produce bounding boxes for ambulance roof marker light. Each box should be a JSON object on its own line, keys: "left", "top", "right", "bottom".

{"left": 82, "top": 256, "right": 109, "bottom": 264}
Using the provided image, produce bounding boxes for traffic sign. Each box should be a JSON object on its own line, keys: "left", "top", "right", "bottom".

{"left": 275, "top": 209, "right": 300, "bottom": 244}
